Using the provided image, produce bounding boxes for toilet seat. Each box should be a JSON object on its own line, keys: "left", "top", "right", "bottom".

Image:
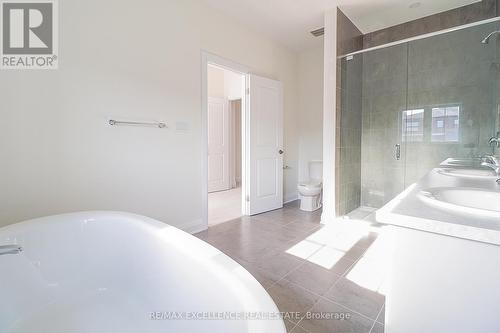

{"left": 297, "top": 181, "right": 322, "bottom": 197}
{"left": 298, "top": 181, "right": 322, "bottom": 188}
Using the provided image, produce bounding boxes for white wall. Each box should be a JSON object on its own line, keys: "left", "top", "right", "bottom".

{"left": 322, "top": 9, "right": 338, "bottom": 223}
{"left": 297, "top": 46, "right": 324, "bottom": 183}
{"left": 0, "top": 0, "right": 300, "bottom": 232}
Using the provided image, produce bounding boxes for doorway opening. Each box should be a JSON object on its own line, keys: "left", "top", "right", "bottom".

{"left": 202, "top": 52, "right": 284, "bottom": 229}
{"left": 206, "top": 64, "right": 246, "bottom": 226}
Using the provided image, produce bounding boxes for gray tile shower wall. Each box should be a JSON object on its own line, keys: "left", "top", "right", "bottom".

{"left": 363, "top": 0, "right": 498, "bottom": 49}
{"left": 337, "top": 10, "right": 364, "bottom": 55}
{"left": 336, "top": 9, "right": 364, "bottom": 215}
{"left": 339, "top": 56, "right": 363, "bottom": 214}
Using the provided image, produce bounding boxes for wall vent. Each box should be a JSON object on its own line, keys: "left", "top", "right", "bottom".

{"left": 310, "top": 27, "right": 324, "bottom": 37}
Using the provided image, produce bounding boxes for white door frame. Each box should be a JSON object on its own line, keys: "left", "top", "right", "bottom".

{"left": 201, "top": 51, "right": 250, "bottom": 228}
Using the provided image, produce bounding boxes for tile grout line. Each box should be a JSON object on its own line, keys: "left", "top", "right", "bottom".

{"left": 369, "top": 302, "right": 385, "bottom": 332}
{"left": 374, "top": 301, "right": 385, "bottom": 325}
{"left": 294, "top": 286, "right": 377, "bottom": 333}
{"left": 263, "top": 220, "right": 325, "bottom": 289}
{"left": 315, "top": 251, "right": 385, "bottom": 323}
{"left": 266, "top": 242, "right": 325, "bottom": 289}
{"left": 283, "top": 277, "right": 382, "bottom": 326}
{"left": 368, "top": 318, "right": 378, "bottom": 333}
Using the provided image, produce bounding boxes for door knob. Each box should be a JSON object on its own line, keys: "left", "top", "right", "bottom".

{"left": 279, "top": 149, "right": 284, "bottom": 155}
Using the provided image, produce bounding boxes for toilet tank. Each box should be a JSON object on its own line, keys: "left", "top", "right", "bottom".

{"left": 309, "top": 160, "right": 323, "bottom": 181}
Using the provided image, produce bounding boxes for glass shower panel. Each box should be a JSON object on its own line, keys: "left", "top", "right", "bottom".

{"left": 405, "top": 21, "right": 499, "bottom": 186}
{"left": 337, "top": 55, "right": 363, "bottom": 215}
{"left": 338, "top": 43, "right": 409, "bottom": 215}
{"left": 359, "top": 44, "right": 408, "bottom": 209}
{"left": 338, "top": 19, "right": 500, "bottom": 217}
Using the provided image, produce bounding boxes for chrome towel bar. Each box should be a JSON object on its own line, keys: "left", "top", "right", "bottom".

{"left": 108, "top": 119, "right": 167, "bottom": 128}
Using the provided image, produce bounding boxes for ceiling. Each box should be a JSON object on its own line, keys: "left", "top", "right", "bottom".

{"left": 200, "top": 0, "right": 480, "bottom": 51}
{"left": 340, "top": 0, "right": 481, "bottom": 34}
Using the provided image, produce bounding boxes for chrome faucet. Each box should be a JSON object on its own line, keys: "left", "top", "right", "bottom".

{"left": 481, "top": 154, "right": 497, "bottom": 164}
{"left": 489, "top": 137, "right": 499, "bottom": 148}
{"left": 481, "top": 154, "right": 500, "bottom": 177}
{"left": 0, "top": 245, "right": 23, "bottom": 256}
{"left": 482, "top": 161, "right": 500, "bottom": 174}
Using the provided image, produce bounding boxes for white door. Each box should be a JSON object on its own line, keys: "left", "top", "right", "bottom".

{"left": 208, "top": 97, "right": 230, "bottom": 193}
{"left": 248, "top": 75, "right": 283, "bottom": 215}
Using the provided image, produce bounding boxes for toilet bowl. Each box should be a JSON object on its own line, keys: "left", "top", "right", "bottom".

{"left": 298, "top": 160, "right": 323, "bottom": 212}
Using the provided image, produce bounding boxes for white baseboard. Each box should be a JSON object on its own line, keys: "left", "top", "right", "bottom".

{"left": 182, "top": 219, "right": 207, "bottom": 234}
{"left": 284, "top": 191, "right": 298, "bottom": 204}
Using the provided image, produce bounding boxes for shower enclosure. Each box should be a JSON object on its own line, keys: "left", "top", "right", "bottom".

{"left": 337, "top": 19, "right": 500, "bottom": 216}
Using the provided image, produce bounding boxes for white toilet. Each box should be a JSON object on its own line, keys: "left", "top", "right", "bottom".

{"left": 297, "top": 160, "right": 323, "bottom": 212}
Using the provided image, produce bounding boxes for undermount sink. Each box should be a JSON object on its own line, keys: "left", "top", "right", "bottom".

{"left": 437, "top": 168, "right": 497, "bottom": 179}
{"left": 418, "top": 187, "right": 500, "bottom": 218}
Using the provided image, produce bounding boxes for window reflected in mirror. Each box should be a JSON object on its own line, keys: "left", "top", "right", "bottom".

{"left": 402, "top": 105, "right": 460, "bottom": 143}
{"left": 431, "top": 106, "right": 460, "bottom": 143}
{"left": 402, "top": 109, "right": 424, "bottom": 142}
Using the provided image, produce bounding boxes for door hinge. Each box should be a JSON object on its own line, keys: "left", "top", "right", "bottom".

{"left": 246, "top": 88, "right": 250, "bottom": 95}
{"left": 246, "top": 195, "right": 250, "bottom": 202}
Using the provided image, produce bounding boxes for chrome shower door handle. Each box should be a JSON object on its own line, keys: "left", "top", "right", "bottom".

{"left": 395, "top": 144, "right": 401, "bottom": 160}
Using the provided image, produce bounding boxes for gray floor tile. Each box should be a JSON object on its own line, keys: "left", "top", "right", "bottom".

{"left": 324, "top": 277, "right": 385, "bottom": 320}
{"left": 283, "top": 220, "right": 322, "bottom": 234}
{"left": 268, "top": 279, "right": 321, "bottom": 324}
{"left": 334, "top": 244, "right": 367, "bottom": 261}
{"left": 298, "top": 298, "right": 374, "bottom": 333}
{"left": 284, "top": 319, "right": 297, "bottom": 332}
{"left": 280, "top": 225, "right": 322, "bottom": 242}
{"left": 256, "top": 252, "right": 305, "bottom": 278}
{"left": 370, "top": 322, "right": 385, "bottom": 333}
{"left": 305, "top": 246, "right": 356, "bottom": 276}
{"left": 233, "top": 257, "right": 282, "bottom": 289}
{"left": 376, "top": 304, "right": 385, "bottom": 324}
{"left": 285, "top": 261, "right": 341, "bottom": 296}
{"left": 195, "top": 203, "right": 388, "bottom": 333}
{"left": 291, "top": 324, "right": 312, "bottom": 333}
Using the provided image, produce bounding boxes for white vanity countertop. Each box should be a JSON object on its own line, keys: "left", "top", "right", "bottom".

{"left": 376, "top": 159, "right": 500, "bottom": 245}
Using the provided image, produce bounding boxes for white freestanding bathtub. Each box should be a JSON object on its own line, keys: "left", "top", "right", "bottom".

{"left": 0, "top": 212, "right": 285, "bottom": 333}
